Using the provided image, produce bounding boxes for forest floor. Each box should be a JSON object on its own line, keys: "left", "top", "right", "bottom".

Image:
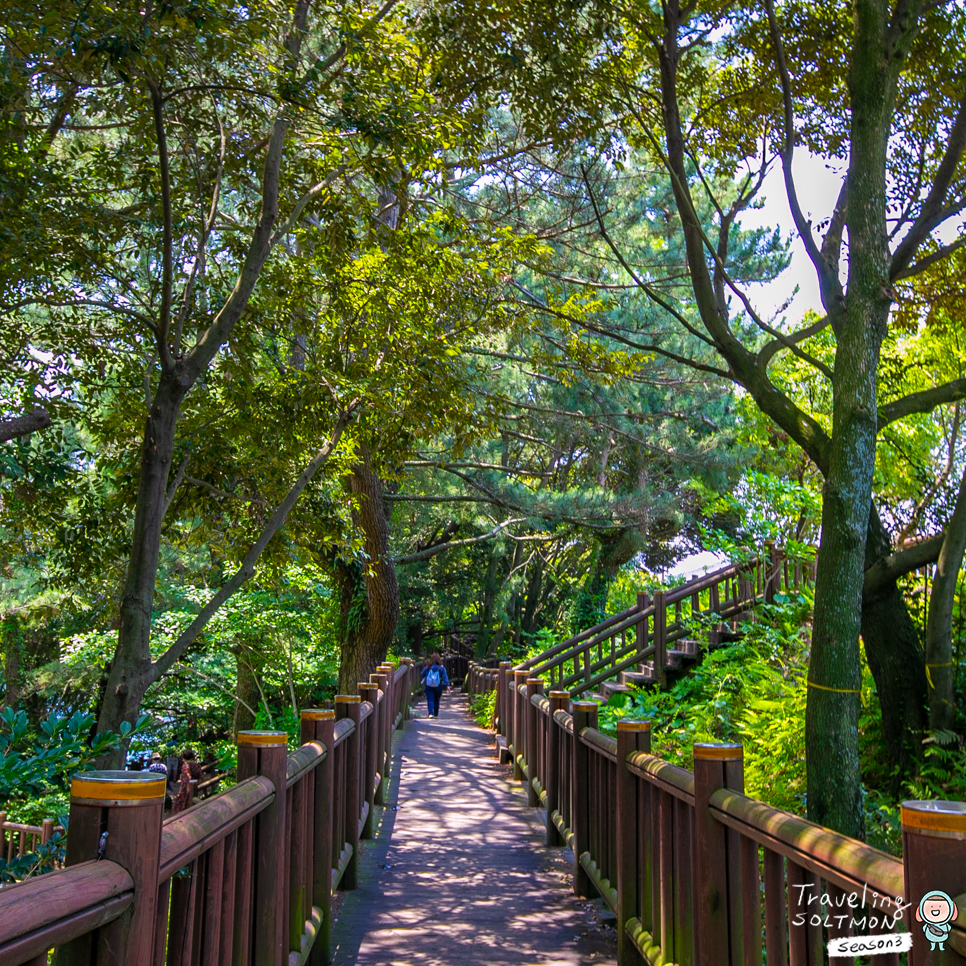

{"left": 329, "top": 692, "right": 617, "bottom": 965}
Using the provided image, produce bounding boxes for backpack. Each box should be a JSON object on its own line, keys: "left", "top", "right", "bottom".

{"left": 425, "top": 665, "right": 441, "bottom": 688}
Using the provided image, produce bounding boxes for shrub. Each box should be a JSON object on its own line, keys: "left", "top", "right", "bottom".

{"left": 469, "top": 690, "right": 496, "bottom": 729}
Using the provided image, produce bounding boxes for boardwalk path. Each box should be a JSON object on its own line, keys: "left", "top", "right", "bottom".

{"left": 330, "top": 693, "right": 617, "bottom": 966}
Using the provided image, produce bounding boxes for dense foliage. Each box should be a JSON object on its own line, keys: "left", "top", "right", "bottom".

{"left": 3, "top": 0, "right": 966, "bottom": 857}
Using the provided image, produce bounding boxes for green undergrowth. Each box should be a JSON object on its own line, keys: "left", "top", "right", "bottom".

{"left": 597, "top": 595, "right": 813, "bottom": 811}
{"left": 594, "top": 593, "right": 903, "bottom": 854}
{"left": 469, "top": 690, "right": 496, "bottom": 729}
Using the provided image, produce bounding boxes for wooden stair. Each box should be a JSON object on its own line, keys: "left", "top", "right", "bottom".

{"left": 512, "top": 546, "right": 814, "bottom": 701}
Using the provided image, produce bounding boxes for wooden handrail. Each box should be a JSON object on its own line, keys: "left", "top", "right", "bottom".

{"left": 285, "top": 741, "right": 326, "bottom": 787}
{"left": 709, "top": 788, "right": 904, "bottom": 916}
{"left": 0, "top": 861, "right": 133, "bottom": 963}
{"left": 159, "top": 776, "right": 275, "bottom": 881}
{"left": 0, "top": 659, "right": 418, "bottom": 966}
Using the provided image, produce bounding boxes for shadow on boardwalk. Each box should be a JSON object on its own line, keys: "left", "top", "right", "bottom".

{"left": 330, "top": 693, "right": 617, "bottom": 966}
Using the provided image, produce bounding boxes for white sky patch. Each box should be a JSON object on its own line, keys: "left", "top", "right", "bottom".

{"left": 739, "top": 152, "right": 845, "bottom": 321}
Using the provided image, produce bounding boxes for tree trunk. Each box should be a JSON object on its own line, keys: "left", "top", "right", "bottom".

{"left": 924, "top": 464, "right": 966, "bottom": 732}
{"left": 804, "top": 2, "right": 895, "bottom": 836}
{"left": 476, "top": 543, "right": 501, "bottom": 658}
{"left": 234, "top": 647, "right": 260, "bottom": 736}
{"left": 96, "top": 377, "right": 185, "bottom": 761}
{"left": 337, "top": 446, "right": 400, "bottom": 692}
{"left": 521, "top": 555, "right": 544, "bottom": 640}
{"left": 575, "top": 528, "right": 641, "bottom": 630}
{"left": 862, "top": 505, "right": 928, "bottom": 786}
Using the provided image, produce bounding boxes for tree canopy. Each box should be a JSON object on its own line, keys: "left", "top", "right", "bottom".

{"left": 4, "top": 0, "right": 966, "bottom": 845}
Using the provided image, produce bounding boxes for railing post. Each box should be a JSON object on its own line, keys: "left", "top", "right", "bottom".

{"left": 525, "top": 678, "right": 543, "bottom": 806}
{"left": 237, "top": 731, "right": 289, "bottom": 966}
{"left": 512, "top": 670, "right": 528, "bottom": 781}
{"left": 693, "top": 742, "right": 744, "bottom": 966}
{"left": 54, "top": 770, "right": 165, "bottom": 966}
{"left": 545, "top": 691, "right": 569, "bottom": 847}
{"left": 652, "top": 590, "right": 667, "bottom": 688}
{"left": 398, "top": 658, "right": 413, "bottom": 720}
{"left": 572, "top": 700, "right": 598, "bottom": 898}
{"left": 359, "top": 683, "right": 380, "bottom": 839}
{"left": 377, "top": 663, "right": 394, "bottom": 726}
{"left": 616, "top": 721, "right": 651, "bottom": 966}
{"left": 335, "top": 696, "right": 361, "bottom": 890}
{"left": 636, "top": 592, "right": 650, "bottom": 655}
{"left": 497, "top": 662, "right": 510, "bottom": 738}
{"left": 767, "top": 543, "right": 784, "bottom": 603}
{"left": 902, "top": 801, "right": 966, "bottom": 966}
{"left": 300, "top": 710, "right": 334, "bottom": 966}
{"left": 370, "top": 671, "right": 389, "bottom": 804}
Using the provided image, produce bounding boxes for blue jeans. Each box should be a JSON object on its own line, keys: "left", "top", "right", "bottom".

{"left": 426, "top": 686, "right": 443, "bottom": 716}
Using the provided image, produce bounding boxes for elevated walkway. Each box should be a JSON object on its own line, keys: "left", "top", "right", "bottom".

{"left": 331, "top": 694, "right": 615, "bottom": 965}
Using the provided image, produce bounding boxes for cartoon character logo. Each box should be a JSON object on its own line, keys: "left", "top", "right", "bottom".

{"left": 917, "top": 890, "right": 959, "bottom": 951}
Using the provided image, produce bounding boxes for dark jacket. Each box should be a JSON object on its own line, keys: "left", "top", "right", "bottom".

{"left": 420, "top": 662, "right": 450, "bottom": 688}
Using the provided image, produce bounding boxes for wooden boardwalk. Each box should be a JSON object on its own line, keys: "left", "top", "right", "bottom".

{"left": 330, "top": 693, "right": 617, "bottom": 966}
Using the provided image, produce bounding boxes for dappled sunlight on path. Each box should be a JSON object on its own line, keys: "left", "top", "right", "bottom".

{"left": 330, "top": 693, "right": 616, "bottom": 966}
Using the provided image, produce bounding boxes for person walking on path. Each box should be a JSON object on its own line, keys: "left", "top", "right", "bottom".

{"left": 420, "top": 652, "right": 450, "bottom": 717}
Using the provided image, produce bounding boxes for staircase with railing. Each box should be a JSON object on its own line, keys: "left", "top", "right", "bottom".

{"left": 514, "top": 544, "right": 811, "bottom": 699}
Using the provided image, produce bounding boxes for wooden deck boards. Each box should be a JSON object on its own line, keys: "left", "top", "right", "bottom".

{"left": 329, "top": 693, "right": 617, "bottom": 966}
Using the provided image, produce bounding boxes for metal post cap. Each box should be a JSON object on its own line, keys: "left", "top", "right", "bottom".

{"left": 572, "top": 701, "right": 598, "bottom": 710}
{"left": 549, "top": 690, "right": 570, "bottom": 698}
{"left": 237, "top": 731, "right": 288, "bottom": 746}
{"left": 901, "top": 800, "right": 966, "bottom": 835}
{"left": 693, "top": 742, "right": 743, "bottom": 760}
{"left": 334, "top": 695, "right": 362, "bottom": 703}
{"left": 617, "top": 720, "right": 652, "bottom": 731}
{"left": 300, "top": 709, "right": 335, "bottom": 720}
{"left": 71, "top": 770, "right": 166, "bottom": 806}
{"left": 526, "top": 678, "right": 543, "bottom": 685}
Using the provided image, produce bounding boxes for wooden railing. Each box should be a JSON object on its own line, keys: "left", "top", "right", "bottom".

{"left": 486, "top": 672, "right": 966, "bottom": 966}
{"left": 0, "top": 817, "right": 63, "bottom": 865}
{"left": 0, "top": 659, "right": 417, "bottom": 966}
{"left": 507, "top": 545, "right": 812, "bottom": 699}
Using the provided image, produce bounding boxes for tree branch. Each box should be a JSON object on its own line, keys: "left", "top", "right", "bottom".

{"left": 269, "top": 165, "right": 347, "bottom": 247}
{"left": 757, "top": 314, "right": 832, "bottom": 370}
{"left": 162, "top": 454, "right": 191, "bottom": 518}
{"left": 893, "top": 234, "right": 966, "bottom": 282}
{"left": 150, "top": 407, "right": 352, "bottom": 680}
{"left": 764, "top": 0, "right": 843, "bottom": 311}
{"left": 877, "top": 377, "right": 966, "bottom": 431}
{"left": 181, "top": 0, "right": 313, "bottom": 387}
{"left": 890, "top": 90, "right": 966, "bottom": 279}
{"left": 0, "top": 408, "right": 51, "bottom": 443}
{"left": 146, "top": 77, "right": 175, "bottom": 372}
{"left": 863, "top": 533, "right": 944, "bottom": 599}
{"left": 395, "top": 518, "right": 526, "bottom": 564}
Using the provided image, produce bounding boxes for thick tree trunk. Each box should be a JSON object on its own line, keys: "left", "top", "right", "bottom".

{"left": 924, "top": 464, "right": 966, "bottom": 732}
{"left": 804, "top": 2, "right": 894, "bottom": 836}
{"left": 97, "top": 378, "right": 185, "bottom": 762}
{"left": 576, "top": 528, "right": 641, "bottom": 630}
{"left": 337, "top": 447, "right": 400, "bottom": 692}
{"left": 862, "top": 505, "right": 928, "bottom": 785}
